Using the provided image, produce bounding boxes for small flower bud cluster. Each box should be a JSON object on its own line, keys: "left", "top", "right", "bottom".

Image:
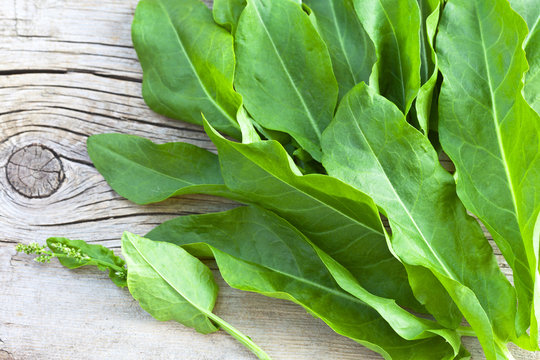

{"left": 49, "top": 242, "right": 91, "bottom": 262}
{"left": 15, "top": 243, "right": 52, "bottom": 263}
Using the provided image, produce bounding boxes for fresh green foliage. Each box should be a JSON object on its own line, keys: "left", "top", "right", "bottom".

{"left": 508, "top": 0, "right": 540, "bottom": 115}
{"left": 16, "top": 238, "right": 127, "bottom": 287}
{"left": 235, "top": 0, "right": 338, "bottom": 160}
{"left": 436, "top": 0, "right": 540, "bottom": 348}
{"left": 132, "top": 0, "right": 242, "bottom": 138}
{"left": 121, "top": 232, "right": 271, "bottom": 359}
{"left": 352, "top": 0, "right": 421, "bottom": 113}
{"left": 27, "top": 0, "right": 540, "bottom": 358}
{"left": 146, "top": 206, "right": 465, "bottom": 360}
{"left": 303, "top": 0, "right": 376, "bottom": 100}
{"left": 321, "top": 83, "right": 517, "bottom": 357}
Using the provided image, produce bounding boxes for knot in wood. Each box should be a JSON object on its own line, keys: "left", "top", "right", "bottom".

{"left": 6, "top": 144, "right": 64, "bottom": 198}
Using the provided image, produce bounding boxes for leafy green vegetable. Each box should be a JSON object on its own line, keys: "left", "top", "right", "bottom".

{"left": 132, "top": 0, "right": 242, "bottom": 138}
{"left": 204, "top": 120, "right": 422, "bottom": 310}
{"left": 16, "top": 238, "right": 127, "bottom": 287}
{"left": 508, "top": 0, "right": 540, "bottom": 114}
{"left": 436, "top": 0, "right": 540, "bottom": 349}
{"left": 303, "top": 0, "right": 376, "bottom": 100}
{"left": 86, "top": 133, "right": 232, "bottom": 204}
{"left": 147, "top": 206, "right": 465, "bottom": 360}
{"left": 121, "top": 232, "right": 271, "bottom": 359}
{"left": 352, "top": 0, "right": 421, "bottom": 113}
{"left": 235, "top": 0, "right": 338, "bottom": 160}
{"left": 415, "top": 2, "right": 440, "bottom": 135}
{"left": 32, "top": 0, "right": 540, "bottom": 358}
{"left": 322, "top": 83, "right": 516, "bottom": 359}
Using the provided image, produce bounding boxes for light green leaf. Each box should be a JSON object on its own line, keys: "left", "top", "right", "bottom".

{"left": 508, "top": 0, "right": 540, "bottom": 114}
{"left": 132, "top": 0, "right": 241, "bottom": 138}
{"left": 147, "top": 206, "right": 464, "bottom": 360}
{"left": 415, "top": 2, "right": 440, "bottom": 135}
{"left": 436, "top": 0, "right": 540, "bottom": 348}
{"left": 235, "top": 0, "right": 338, "bottom": 160}
{"left": 322, "top": 83, "right": 517, "bottom": 359}
{"left": 353, "top": 0, "right": 421, "bottom": 113}
{"left": 213, "top": 0, "right": 246, "bottom": 34}
{"left": 204, "top": 120, "right": 422, "bottom": 311}
{"left": 303, "top": 0, "right": 376, "bottom": 100}
{"left": 87, "top": 133, "right": 233, "bottom": 204}
{"left": 121, "top": 232, "right": 271, "bottom": 359}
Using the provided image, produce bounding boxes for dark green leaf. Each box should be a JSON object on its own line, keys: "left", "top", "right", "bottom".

{"left": 303, "top": 0, "right": 376, "bottom": 100}
{"left": 415, "top": 2, "right": 441, "bottom": 134}
{"left": 132, "top": 0, "right": 241, "bottom": 137}
{"left": 87, "top": 133, "right": 233, "bottom": 204}
{"left": 352, "top": 0, "right": 421, "bottom": 113}
{"left": 235, "top": 0, "right": 338, "bottom": 160}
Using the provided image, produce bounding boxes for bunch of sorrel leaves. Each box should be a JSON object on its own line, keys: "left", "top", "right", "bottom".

{"left": 17, "top": 0, "right": 540, "bottom": 358}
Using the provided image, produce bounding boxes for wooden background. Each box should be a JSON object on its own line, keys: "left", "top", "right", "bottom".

{"left": 0, "top": 0, "right": 535, "bottom": 359}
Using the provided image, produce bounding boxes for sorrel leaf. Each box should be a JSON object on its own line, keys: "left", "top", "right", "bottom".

{"left": 322, "top": 83, "right": 517, "bottom": 359}
{"left": 436, "top": 0, "right": 540, "bottom": 347}
{"left": 121, "top": 232, "right": 271, "bottom": 359}
{"left": 235, "top": 0, "right": 338, "bottom": 160}
{"left": 352, "top": 0, "right": 421, "bottom": 113}
{"left": 303, "top": 0, "right": 376, "bottom": 100}
{"left": 87, "top": 134, "right": 232, "bottom": 204}
{"left": 508, "top": 0, "right": 540, "bottom": 114}
{"left": 415, "top": 2, "right": 440, "bottom": 135}
{"left": 132, "top": 0, "right": 241, "bottom": 137}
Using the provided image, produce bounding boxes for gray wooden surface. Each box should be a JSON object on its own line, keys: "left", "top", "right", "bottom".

{"left": 0, "top": 0, "right": 536, "bottom": 359}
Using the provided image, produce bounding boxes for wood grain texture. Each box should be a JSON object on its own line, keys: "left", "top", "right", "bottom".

{"left": 0, "top": 0, "right": 535, "bottom": 359}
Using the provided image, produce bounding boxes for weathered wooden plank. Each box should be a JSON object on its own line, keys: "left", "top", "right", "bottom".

{"left": 0, "top": 0, "right": 535, "bottom": 359}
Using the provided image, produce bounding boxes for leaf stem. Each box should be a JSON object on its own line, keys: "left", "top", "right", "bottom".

{"left": 456, "top": 325, "right": 476, "bottom": 337}
{"left": 206, "top": 313, "right": 272, "bottom": 360}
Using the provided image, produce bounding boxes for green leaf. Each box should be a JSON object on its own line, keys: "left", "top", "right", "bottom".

{"left": 321, "top": 83, "right": 517, "bottom": 359}
{"left": 147, "top": 206, "right": 464, "bottom": 360}
{"left": 303, "top": 0, "right": 376, "bottom": 100}
{"left": 132, "top": 0, "right": 241, "bottom": 138}
{"left": 415, "top": 2, "right": 441, "bottom": 135}
{"left": 508, "top": 0, "right": 540, "bottom": 114}
{"left": 46, "top": 237, "right": 127, "bottom": 287}
{"left": 121, "top": 232, "right": 271, "bottom": 359}
{"left": 204, "top": 120, "right": 422, "bottom": 311}
{"left": 235, "top": 0, "right": 338, "bottom": 160}
{"left": 213, "top": 0, "right": 246, "bottom": 34}
{"left": 436, "top": 0, "right": 540, "bottom": 348}
{"left": 87, "top": 133, "right": 233, "bottom": 204}
{"left": 352, "top": 0, "right": 421, "bottom": 113}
